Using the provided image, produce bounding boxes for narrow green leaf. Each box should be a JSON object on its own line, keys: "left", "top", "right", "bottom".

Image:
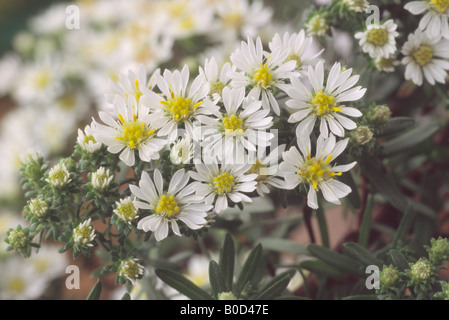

{"left": 375, "top": 117, "right": 415, "bottom": 137}
{"left": 235, "top": 243, "right": 263, "bottom": 296}
{"left": 392, "top": 204, "right": 414, "bottom": 249}
{"left": 315, "top": 207, "right": 329, "bottom": 248}
{"left": 86, "top": 280, "right": 102, "bottom": 300}
{"left": 307, "top": 244, "right": 365, "bottom": 277}
{"left": 209, "top": 260, "right": 226, "bottom": 299}
{"left": 155, "top": 269, "right": 212, "bottom": 300}
{"left": 219, "top": 233, "right": 235, "bottom": 292}
{"left": 258, "top": 238, "right": 309, "bottom": 256}
{"left": 299, "top": 260, "right": 345, "bottom": 279}
{"left": 254, "top": 269, "right": 295, "bottom": 300}
{"left": 358, "top": 194, "right": 374, "bottom": 247}
{"left": 382, "top": 120, "right": 440, "bottom": 157}
{"left": 343, "top": 295, "right": 378, "bottom": 300}
{"left": 343, "top": 242, "right": 383, "bottom": 267}
{"left": 388, "top": 250, "right": 410, "bottom": 271}
{"left": 363, "top": 158, "right": 408, "bottom": 212}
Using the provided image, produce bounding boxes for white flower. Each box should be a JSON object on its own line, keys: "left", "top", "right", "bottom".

{"left": 170, "top": 133, "right": 193, "bottom": 165}
{"left": 114, "top": 196, "right": 139, "bottom": 224}
{"left": 118, "top": 258, "right": 144, "bottom": 284}
{"left": 279, "top": 135, "right": 356, "bottom": 209}
{"left": 132, "top": 169, "right": 213, "bottom": 241}
{"left": 305, "top": 14, "right": 328, "bottom": 37}
{"left": 354, "top": 20, "right": 399, "bottom": 58}
{"left": 268, "top": 30, "right": 324, "bottom": 75}
{"left": 246, "top": 144, "right": 288, "bottom": 197}
{"left": 91, "top": 167, "right": 114, "bottom": 190}
{"left": 374, "top": 54, "right": 400, "bottom": 73}
{"left": 77, "top": 122, "right": 102, "bottom": 153}
{"left": 189, "top": 163, "right": 258, "bottom": 213}
{"left": 28, "top": 244, "right": 67, "bottom": 282}
{"left": 73, "top": 218, "right": 96, "bottom": 247}
{"left": 229, "top": 36, "right": 297, "bottom": 116}
{"left": 404, "top": 0, "right": 449, "bottom": 39}
{"left": 92, "top": 95, "right": 166, "bottom": 166}
{"left": 141, "top": 64, "right": 213, "bottom": 142}
{"left": 283, "top": 61, "right": 365, "bottom": 139}
{"left": 46, "top": 163, "right": 71, "bottom": 187}
{"left": 401, "top": 30, "right": 449, "bottom": 86}
{"left": 199, "top": 56, "right": 234, "bottom": 103}
{"left": 29, "top": 198, "right": 49, "bottom": 218}
{"left": 197, "top": 86, "right": 274, "bottom": 163}
{"left": 343, "top": 0, "right": 369, "bottom": 12}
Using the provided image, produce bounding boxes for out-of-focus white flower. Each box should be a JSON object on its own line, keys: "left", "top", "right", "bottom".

{"left": 305, "top": 14, "right": 328, "bottom": 37}
{"left": 229, "top": 36, "right": 297, "bottom": 116}
{"left": 343, "top": 0, "right": 369, "bottom": 12}
{"left": 283, "top": 61, "right": 365, "bottom": 139}
{"left": 401, "top": 30, "right": 449, "bottom": 86}
{"left": 28, "top": 245, "right": 68, "bottom": 282}
{"left": 132, "top": 169, "right": 213, "bottom": 241}
{"left": 0, "top": 54, "right": 21, "bottom": 97}
{"left": 279, "top": 134, "right": 356, "bottom": 209}
{"left": 374, "top": 54, "right": 400, "bottom": 73}
{"left": 355, "top": 20, "right": 399, "bottom": 58}
{"left": 405, "top": 0, "right": 449, "bottom": 39}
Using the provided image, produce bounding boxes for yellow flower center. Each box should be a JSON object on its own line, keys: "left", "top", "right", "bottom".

{"left": 297, "top": 155, "right": 341, "bottom": 190}
{"left": 8, "top": 277, "right": 25, "bottom": 294}
{"left": 210, "top": 81, "right": 226, "bottom": 97}
{"left": 75, "top": 225, "right": 93, "bottom": 241}
{"left": 430, "top": 0, "right": 449, "bottom": 12}
{"left": 248, "top": 160, "right": 267, "bottom": 181}
{"left": 115, "top": 113, "right": 155, "bottom": 149}
{"left": 161, "top": 94, "right": 202, "bottom": 123}
{"left": 253, "top": 62, "right": 274, "bottom": 88}
{"left": 213, "top": 172, "right": 235, "bottom": 195}
{"left": 376, "top": 56, "right": 396, "bottom": 70}
{"left": 155, "top": 194, "right": 180, "bottom": 218}
{"left": 84, "top": 135, "right": 96, "bottom": 144}
{"left": 285, "top": 53, "right": 302, "bottom": 69}
{"left": 222, "top": 114, "right": 244, "bottom": 135}
{"left": 412, "top": 45, "right": 433, "bottom": 66}
{"left": 117, "top": 201, "right": 138, "bottom": 221}
{"left": 366, "top": 28, "right": 388, "bottom": 46}
{"left": 33, "top": 259, "right": 50, "bottom": 273}
{"left": 222, "top": 12, "right": 243, "bottom": 28}
{"left": 34, "top": 71, "right": 50, "bottom": 89}
{"left": 311, "top": 91, "right": 342, "bottom": 116}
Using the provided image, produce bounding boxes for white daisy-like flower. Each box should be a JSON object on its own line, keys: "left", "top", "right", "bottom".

{"left": 374, "top": 54, "right": 401, "bottom": 73}
{"left": 199, "top": 56, "right": 234, "bottom": 103}
{"left": 228, "top": 36, "right": 297, "bottom": 116}
{"left": 197, "top": 86, "right": 274, "bottom": 163}
{"left": 268, "top": 30, "right": 324, "bottom": 75}
{"left": 114, "top": 196, "right": 139, "bottom": 224}
{"left": 188, "top": 163, "right": 258, "bottom": 213}
{"left": 283, "top": 61, "right": 365, "bottom": 139}
{"left": 404, "top": 0, "right": 449, "bottom": 39}
{"left": 401, "top": 30, "right": 449, "bottom": 86}
{"left": 73, "top": 218, "right": 96, "bottom": 247}
{"left": 46, "top": 163, "right": 71, "bottom": 187}
{"left": 141, "top": 64, "right": 213, "bottom": 142}
{"left": 131, "top": 169, "right": 213, "bottom": 241}
{"left": 343, "top": 0, "right": 369, "bottom": 12}
{"left": 279, "top": 135, "right": 356, "bottom": 209}
{"left": 118, "top": 258, "right": 144, "bottom": 284}
{"left": 170, "top": 133, "right": 193, "bottom": 165}
{"left": 77, "top": 122, "right": 102, "bottom": 153}
{"left": 91, "top": 167, "right": 114, "bottom": 190}
{"left": 354, "top": 19, "right": 399, "bottom": 58}
{"left": 91, "top": 95, "right": 166, "bottom": 166}
{"left": 246, "top": 144, "right": 287, "bottom": 197}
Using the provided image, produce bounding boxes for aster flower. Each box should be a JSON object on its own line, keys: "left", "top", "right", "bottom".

{"left": 374, "top": 54, "right": 400, "bottom": 73}
{"left": 91, "top": 167, "right": 114, "bottom": 191}
{"left": 197, "top": 86, "right": 274, "bottom": 163}
{"left": 283, "top": 61, "right": 365, "bottom": 138}
{"left": 113, "top": 196, "right": 139, "bottom": 225}
{"left": 91, "top": 95, "right": 166, "bottom": 166}
{"left": 118, "top": 258, "right": 144, "bottom": 284}
{"left": 77, "top": 122, "right": 102, "bottom": 153}
{"left": 268, "top": 30, "right": 324, "bottom": 75}
{"left": 279, "top": 134, "right": 356, "bottom": 209}
{"left": 188, "top": 163, "right": 258, "bottom": 213}
{"left": 228, "top": 36, "right": 297, "bottom": 116}
{"left": 199, "top": 56, "right": 234, "bottom": 103}
{"left": 401, "top": 30, "right": 449, "bottom": 86}
{"left": 170, "top": 133, "right": 193, "bottom": 165}
{"left": 305, "top": 13, "right": 329, "bottom": 37}
{"left": 46, "top": 163, "right": 71, "bottom": 187}
{"left": 141, "top": 64, "right": 214, "bottom": 142}
{"left": 354, "top": 19, "right": 399, "bottom": 58}
{"left": 343, "top": 0, "right": 369, "bottom": 12}
{"left": 405, "top": 0, "right": 449, "bottom": 39}
{"left": 73, "top": 218, "right": 96, "bottom": 247}
{"left": 131, "top": 169, "right": 213, "bottom": 241}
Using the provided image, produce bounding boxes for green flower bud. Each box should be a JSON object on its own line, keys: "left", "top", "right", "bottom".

{"left": 6, "top": 226, "right": 31, "bottom": 256}
{"left": 28, "top": 198, "right": 49, "bottom": 218}
{"left": 353, "top": 125, "right": 373, "bottom": 145}
{"left": 369, "top": 105, "right": 391, "bottom": 126}
{"left": 218, "top": 292, "right": 237, "bottom": 300}
{"left": 380, "top": 266, "right": 399, "bottom": 289}
{"left": 410, "top": 259, "right": 432, "bottom": 283}
{"left": 305, "top": 13, "right": 328, "bottom": 37}
{"left": 428, "top": 237, "right": 449, "bottom": 263}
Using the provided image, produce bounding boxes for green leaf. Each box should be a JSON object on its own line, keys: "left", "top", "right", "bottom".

{"left": 343, "top": 242, "right": 383, "bottom": 267}
{"left": 258, "top": 238, "right": 309, "bottom": 256}
{"left": 358, "top": 194, "right": 374, "bottom": 247}
{"left": 388, "top": 250, "right": 410, "bottom": 271}
{"left": 209, "top": 260, "right": 226, "bottom": 299}
{"left": 299, "top": 260, "right": 345, "bottom": 279}
{"left": 315, "top": 207, "right": 329, "bottom": 248}
{"left": 121, "top": 292, "right": 131, "bottom": 300}
{"left": 307, "top": 244, "right": 365, "bottom": 277}
{"left": 338, "top": 172, "right": 361, "bottom": 209}
{"left": 235, "top": 243, "right": 263, "bottom": 296}
{"left": 392, "top": 204, "right": 414, "bottom": 249}
{"left": 254, "top": 269, "right": 296, "bottom": 300}
{"left": 382, "top": 120, "right": 440, "bottom": 157}
{"left": 363, "top": 158, "right": 408, "bottom": 212}
{"left": 375, "top": 117, "right": 415, "bottom": 137}
{"left": 86, "top": 280, "right": 102, "bottom": 300}
{"left": 155, "top": 269, "right": 212, "bottom": 300}
{"left": 343, "top": 295, "right": 378, "bottom": 300}
{"left": 219, "top": 233, "right": 235, "bottom": 292}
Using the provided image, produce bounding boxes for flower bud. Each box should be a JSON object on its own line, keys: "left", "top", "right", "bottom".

{"left": 218, "top": 292, "right": 237, "bottom": 300}
{"left": 114, "top": 197, "right": 139, "bottom": 224}
{"left": 305, "top": 14, "right": 328, "bottom": 37}
{"left": 353, "top": 125, "right": 373, "bottom": 145}
{"left": 6, "top": 226, "right": 30, "bottom": 255}
{"left": 29, "top": 198, "right": 49, "bottom": 218}
{"left": 91, "top": 167, "right": 114, "bottom": 190}
{"left": 379, "top": 266, "right": 399, "bottom": 289}
{"left": 428, "top": 237, "right": 449, "bottom": 263}
{"left": 119, "top": 258, "right": 144, "bottom": 284}
{"left": 73, "top": 218, "right": 96, "bottom": 247}
{"left": 369, "top": 105, "right": 391, "bottom": 126}
{"left": 410, "top": 259, "right": 432, "bottom": 283}
{"left": 46, "top": 163, "right": 71, "bottom": 187}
